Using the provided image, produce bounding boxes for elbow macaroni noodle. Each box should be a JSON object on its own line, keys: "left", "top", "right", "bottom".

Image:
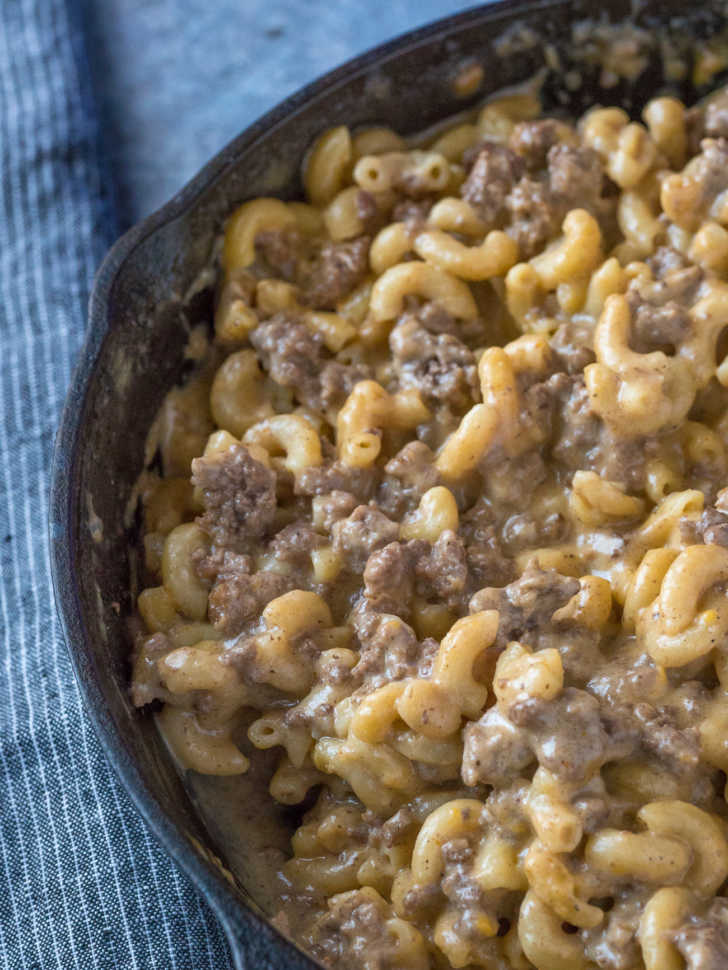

{"left": 132, "top": 84, "right": 728, "bottom": 970}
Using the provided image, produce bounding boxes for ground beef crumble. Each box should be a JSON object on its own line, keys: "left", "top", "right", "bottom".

{"left": 390, "top": 315, "right": 479, "bottom": 411}
{"left": 191, "top": 442, "right": 276, "bottom": 552}
{"left": 301, "top": 236, "right": 370, "bottom": 309}
{"left": 208, "top": 564, "right": 291, "bottom": 636}
{"left": 462, "top": 133, "right": 613, "bottom": 258}
{"left": 250, "top": 312, "right": 324, "bottom": 404}
{"left": 673, "top": 899, "right": 728, "bottom": 970}
{"left": 254, "top": 228, "right": 370, "bottom": 310}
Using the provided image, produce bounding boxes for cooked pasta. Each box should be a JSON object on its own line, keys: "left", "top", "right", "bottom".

{"left": 131, "top": 82, "right": 728, "bottom": 970}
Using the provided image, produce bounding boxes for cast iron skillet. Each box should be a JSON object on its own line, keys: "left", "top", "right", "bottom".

{"left": 50, "top": 1, "right": 728, "bottom": 966}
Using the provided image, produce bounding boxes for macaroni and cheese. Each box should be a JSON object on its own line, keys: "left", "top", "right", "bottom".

{"left": 131, "top": 84, "right": 728, "bottom": 969}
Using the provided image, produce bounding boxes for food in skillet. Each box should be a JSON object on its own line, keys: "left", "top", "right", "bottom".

{"left": 131, "top": 84, "right": 728, "bottom": 969}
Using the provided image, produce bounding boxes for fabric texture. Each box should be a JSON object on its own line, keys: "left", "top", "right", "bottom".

{"left": 0, "top": 1, "right": 468, "bottom": 967}
{"left": 0, "top": 2, "right": 234, "bottom": 968}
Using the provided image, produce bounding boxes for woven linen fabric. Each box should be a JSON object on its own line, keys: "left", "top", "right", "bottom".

{"left": 0, "top": 2, "right": 233, "bottom": 967}
{"left": 0, "top": 1, "right": 470, "bottom": 968}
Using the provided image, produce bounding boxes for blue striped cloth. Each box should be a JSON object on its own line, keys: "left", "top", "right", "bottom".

{"left": 0, "top": 2, "right": 233, "bottom": 968}
{"left": 0, "top": 1, "right": 469, "bottom": 967}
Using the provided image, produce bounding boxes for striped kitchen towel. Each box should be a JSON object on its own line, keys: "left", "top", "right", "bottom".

{"left": 0, "top": 1, "right": 233, "bottom": 966}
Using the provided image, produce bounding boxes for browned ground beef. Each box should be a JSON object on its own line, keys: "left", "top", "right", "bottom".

{"left": 254, "top": 229, "right": 370, "bottom": 309}
{"left": 208, "top": 566, "right": 291, "bottom": 636}
{"left": 311, "top": 890, "right": 398, "bottom": 969}
{"left": 318, "top": 360, "right": 372, "bottom": 413}
{"left": 301, "top": 236, "right": 370, "bottom": 309}
{"left": 191, "top": 442, "right": 276, "bottom": 552}
{"left": 332, "top": 505, "right": 400, "bottom": 572}
{"left": 673, "top": 900, "right": 728, "bottom": 970}
{"left": 705, "top": 93, "right": 728, "bottom": 139}
{"left": 469, "top": 566, "right": 579, "bottom": 648}
{"left": 505, "top": 176, "right": 560, "bottom": 257}
{"left": 509, "top": 119, "right": 572, "bottom": 170}
{"left": 362, "top": 541, "right": 416, "bottom": 617}
{"left": 697, "top": 506, "right": 728, "bottom": 546}
{"left": 460, "top": 141, "right": 524, "bottom": 224}
{"left": 355, "top": 190, "right": 386, "bottom": 234}
{"left": 250, "top": 311, "right": 324, "bottom": 403}
{"left": 351, "top": 605, "right": 437, "bottom": 684}
{"left": 255, "top": 226, "right": 305, "bottom": 280}
{"left": 295, "top": 459, "right": 380, "bottom": 502}
{"left": 389, "top": 316, "right": 478, "bottom": 410}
